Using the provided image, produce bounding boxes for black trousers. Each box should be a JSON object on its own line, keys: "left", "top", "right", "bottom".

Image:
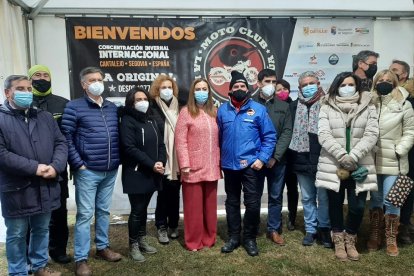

{"left": 223, "top": 167, "right": 265, "bottom": 240}
{"left": 327, "top": 180, "right": 367, "bottom": 235}
{"left": 49, "top": 179, "right": 69, "bottom": 257}
{"left": 284, "top": 168, "right": 299, "bottom": 224}
{"left": 155, "top": 177, "right": 181, "bottom": 229}
{"left": 128, "top": 193, "right": 154, "bottom": 244}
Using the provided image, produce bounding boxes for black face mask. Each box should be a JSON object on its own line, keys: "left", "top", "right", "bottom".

{"left": 229, "top": 89, "right": 249, "bottom": 102}
{"left": 32, "top": 79, "right": 51, "bottom": 93}
{"left": 376, "top": 82, "right": 394, "bottom": 95}
{"left": 364, "top": 64, "right": 377, "bottom": 79}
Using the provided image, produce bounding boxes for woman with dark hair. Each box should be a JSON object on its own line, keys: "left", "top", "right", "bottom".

{"left": 175, "top": 78, "right": 221, "bottom": 251}
{"left": 276, "top": 79, "right": 299, "bottom": 231}
{"left": 119, "top": 87, "right": 166, "bottom": 262}
{"left": 316, "top": 72, "right": 379, "bottom": 261}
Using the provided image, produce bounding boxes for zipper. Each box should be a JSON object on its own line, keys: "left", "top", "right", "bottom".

{"left": 142, "top": 128, "right": 145, "bottom": 146}
{"left": 101, "top": 106, "right": 111, "bottom": 170}
{"left": 204, "top": 111, "right": 213, "bottom": 173}
{"left": 149, "top": 120, "right": 159, "bottom": 158}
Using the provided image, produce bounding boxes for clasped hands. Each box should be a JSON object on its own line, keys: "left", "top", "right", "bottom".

{"left": 338, "top": 154, "right": 357, "bottom": 171}
{"left": 36, "top": 164, "right": 57, "bottom": 179}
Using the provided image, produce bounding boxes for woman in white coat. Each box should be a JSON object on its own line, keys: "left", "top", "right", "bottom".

{"left": 316, "top": 72, "right": 379, "bottom": 261}
{"left": 367, "top": 70, "right": 414, "bottom": 257}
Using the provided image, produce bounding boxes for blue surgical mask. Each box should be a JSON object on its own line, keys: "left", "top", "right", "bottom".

{"left": 302, "top": 84, "right": 318, "bottom": 98}
{"left": 194, "top": 90, "right": 209, "bottom": 105}
{"left": 13, "top": 91, "right": 33, "bottom": 108}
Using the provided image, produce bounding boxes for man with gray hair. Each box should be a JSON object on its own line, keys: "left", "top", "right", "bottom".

{"left": 0, "top": 75, "right": 68, "bottom": 276}
{"left": 288, "top": 71, "right": 331, "bottom": 248}
{"left": 352, "top": 50, "right": 379, "bottom": 91}
{"left": 389, "top": 59, "right": 414, "bottom": 95}
{"left": 62, "top": 67, "right": 121, "bottom": 276}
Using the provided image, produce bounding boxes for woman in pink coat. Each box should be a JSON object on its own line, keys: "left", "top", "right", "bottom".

{"left": 175, "top": 78, "right": 222, "bottom": 251}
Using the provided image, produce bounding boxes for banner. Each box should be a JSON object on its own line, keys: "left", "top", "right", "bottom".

{"left": 283, "top": 18, "right": 374, "bottom": 97}
{"left": 65, "top": 17, "right": 296, "bottom": 103}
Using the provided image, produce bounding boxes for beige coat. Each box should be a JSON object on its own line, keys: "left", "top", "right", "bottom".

{"left": 316, "top": 91, "right": 379, "bottom": 194}
{"left": 375, "top": 87, "right": 414, "bottom": 175}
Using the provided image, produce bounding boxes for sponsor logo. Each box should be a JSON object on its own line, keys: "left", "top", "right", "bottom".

{"left": 317, "top": 42, "right": 335, "bottom": 47}
{"left": 314, "top": 70, "right": 326, "bottom": 80}
{"left": 298, "top": 41, "right": 315, "bottom": 50}
{"left": 328, "top": 54, "right": 339, "bottom": 65}
{"left": 336, "top": 42, "right": 350, "bottom": 47}
{"left": 303, "top": 26, "right": 328, "bottom": 35}
{"left": 350, "top": 42, "right": 371, "bottom": 47}
{"left": 246, "top": 109, "right": 255, "bottom": 116}
{"left": 355, "top": 28, "right": 369, "bottom": 34}
{"left": 193, "top": 27, "right": 275, "bottom": 101}
{"left": 283, "top": 72, "right": 299, "bottom": 78}
{"left": 309, "top": 54, "right": 317, "bottom": 64}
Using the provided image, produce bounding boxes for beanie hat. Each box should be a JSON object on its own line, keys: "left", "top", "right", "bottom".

{"left": 229, "top": 71, "right": 248, "bottom": 90}
{"left": 28, "top": 65, "right": 52, "bottom": 96}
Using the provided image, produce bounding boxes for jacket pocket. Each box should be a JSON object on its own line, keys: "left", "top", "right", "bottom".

{"left": 189, "top": 150, "right": 203, "bottom": 170}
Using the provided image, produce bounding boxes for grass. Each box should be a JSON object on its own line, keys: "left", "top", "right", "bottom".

{"left": 2, "top": 209, "right": 414, "bottom": 275}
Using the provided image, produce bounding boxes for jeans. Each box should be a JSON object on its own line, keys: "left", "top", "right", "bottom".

{"left": 327, "top": 180, "right": 368, "bottom": 234}
{"left": 265, "top": 163, "right": 286, "bottom": 233}
{"left": 73, "top": 168, "right": 118, "bottom": 262}
{"left": 128, "top": 193, "right": 154, "bottom": 244}
{"left": 370, "top": 174, "right": 400, "bottom": 215}
{"left": 155, "top": 177, "right": 181, "bottom": 229}
{"left": 5, "top": 212, "right": 51, "bottom": 276}
{"left": 297, "top": 173, "right": 330, "bottom": 234}
{"left": 223, "top": 167, "right": 265, "bottom": 240}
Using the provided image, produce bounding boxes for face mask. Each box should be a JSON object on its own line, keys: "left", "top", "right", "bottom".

{"left": 13, "top": 91, "right": 33, "bottom": 108}
{"left": 365, "top": 64, "right": 377, "bottom": 79}
{"left": 261, "top": 84, "right": 275, "bottom": 98}
{"left": 230, "top": 89, "right": 249, "bottom": 102}
{"left": 160, "top": 88, "right": 173, "bottom": 101}
{"left": 302, "top": 84, "right": 318, "bottom": 98}
{"left": 88, "top": 81, "right": 104, "bottom": 96}
{"left": 376, "top": 82, "right": 394, "bottom": 95}
{"left": 338, "top": 85, "right": 356, "bottom": 97}
{"left": 134, "top": 101, "right": 149, "bottom": 113}
{"left": 194, "top": 90, "right": 209, "bottom": 105}
{"left": 32, "top": 79, "right": 51, "bottom": 93}
{"left": 276, "top": 90, "right": 289, "bottom": 101}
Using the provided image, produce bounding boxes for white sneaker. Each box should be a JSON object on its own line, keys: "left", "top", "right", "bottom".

{"left": 157, "top": 227, "right": 169, "bottom": 244}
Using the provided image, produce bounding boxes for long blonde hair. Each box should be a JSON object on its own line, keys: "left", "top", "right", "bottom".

{"left": 372, "top": 70, "right": 403, "bottom": 101}
{"left": 187, "top": 78, "right": 216, "bottom": 118}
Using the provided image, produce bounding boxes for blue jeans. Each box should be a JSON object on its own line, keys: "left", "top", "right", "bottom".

{"left": 265, "top": 163, "right": 286, "bottom": 233}
{"left": 297, "top": 173, "right": 330, "bottom": 234}
{"left": 370, "top": 174, "right": 400, "bottom": 215}
{"left": 74, "top": 168, "right": 118, "bottom": 262}
{"left": 5, "top": 212, "right": 51, "bottom": 276}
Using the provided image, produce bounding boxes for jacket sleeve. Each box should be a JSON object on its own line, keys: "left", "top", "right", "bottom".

{"left": 61, "top": 104, "right": 84, "bottom": 170}
{"left": 48, "top": 115, "right": 69, "bottom": 174}
{"left": 318, "top": 105, "right": 348, "bottom": 160}
{"left": 0, "top": 127, "right": 38, "bottom": 176}
{"left": 120, "top": 116, "right": 156, "bottom": 169}
{"left": 349, "top": 104, "right": 379, "bottom": 162}
{"left": 396, "top": 101, "right": 414, "bottom": 157}
{"left": 174, "top": 109, "right": 192, "bottom": 169}
{"left": 274, "top": 105, "right": 293, "bottom": 161}
{"left": 258, "top": 110, "right": 277, "bottom": 163}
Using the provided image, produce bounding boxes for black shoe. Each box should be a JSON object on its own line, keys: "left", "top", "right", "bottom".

{"left": 318, "top": 228, "right": 333, "bottom": 248}
{"left": 51, "top": 254, "right": 72, "bottom": 264}
{"left": 221, "top": 238, "right": 240, "bottom": 253}
{"left": 287, "top": 221, "right": 295, "bottom": 231}
{"left": 243, "top": 239, "right": 259, "bottom": 256}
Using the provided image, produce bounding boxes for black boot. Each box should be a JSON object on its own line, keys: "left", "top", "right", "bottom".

{"left": 221, "top": 237, "right": 240, "bottom": 253}
{"left": 318, "top": 227, "right": 333, "bottom": 248}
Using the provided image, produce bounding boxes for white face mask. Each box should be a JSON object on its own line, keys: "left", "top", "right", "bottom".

{"left": 88, "top": 81, "right": 104, "bottom": 96}
{"left": 134, "top": 101, "right": 149, "bottom": 113}
{"left": 160, "top": 88, "right": 173, "bottom": 101}
{"left": 261, "top": 84, "right": 275, "bottom": 97}
{"left": 338, "top": 85, "right": 356, "bottom": 97}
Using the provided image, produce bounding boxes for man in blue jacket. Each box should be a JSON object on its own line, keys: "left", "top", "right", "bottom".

{"left": 218, "top": 71, "right": 276, "bottom": 256}
{"left": 0, "top": 75, "right": 68, "bottom": 276}
{"left": 62, "top": 67, "right": 121, "bottom": 276}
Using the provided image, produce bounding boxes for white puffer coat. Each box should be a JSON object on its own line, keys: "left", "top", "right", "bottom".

{"left": 375, "top": 87, "right": 414, "bottom": 175}
{"left": 316, "top": 91, "right": 379, "bottom": 194}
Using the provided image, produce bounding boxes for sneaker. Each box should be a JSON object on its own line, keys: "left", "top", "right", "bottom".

{"left": 75, "top": 260, "right": 92, "bottom": 276}
{"left": 34, "top": 267, "right": 61, "bottom": 276}
{"left": 302, "top": 232, "right": 316, "bottom": 246}
{"left": 158, "top": 227, "right": 170, "bottom": 244}
{"left": 138, "top": 236, "right": 157, "bottom": 254}
{"left": 169, "top": 227, "right": 179, "bottom": 239}
{"left": 129, "top": 242, "right": 146, "bottom": 262}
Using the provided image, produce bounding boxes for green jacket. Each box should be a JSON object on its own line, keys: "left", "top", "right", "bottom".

{"left": 255, "top": 93, "right": 293, "bottom": 164}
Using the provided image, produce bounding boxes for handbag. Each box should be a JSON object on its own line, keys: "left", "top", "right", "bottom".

{"left": 385, "top": 157, "right": 414, "bottom": 208}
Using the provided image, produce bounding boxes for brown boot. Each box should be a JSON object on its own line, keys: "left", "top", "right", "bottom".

{"left": 75, "top": 260, "right": 92, "bottom": 276}
{"left": 344, "top": 232, "right": 359, "bottom": 261}
{"left": 332, "top": 232, "right": 347, "bottom": 261}
{"left": 367, "top": 208, "right": 384, "bottom": 251}
{"left": 96, "top": 247, "right": 122, "bottom": 262}
{"left": 34, "top": 267, "right": 61, "bottom": 276}
{"left": 385, "top": 214, "right": 399, "bottom": 257}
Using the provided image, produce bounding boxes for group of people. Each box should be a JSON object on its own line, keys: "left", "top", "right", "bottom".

{"left": 1, "top": 49, "right": 414, "bottom": 276}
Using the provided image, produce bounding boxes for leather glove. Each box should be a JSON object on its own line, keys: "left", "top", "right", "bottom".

{"left": 338, "top": 154, "right": 357, "bottom": 171}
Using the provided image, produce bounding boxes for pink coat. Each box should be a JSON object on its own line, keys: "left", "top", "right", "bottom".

{"left": 175, "top": 107, "right": 222, "bottom": 183}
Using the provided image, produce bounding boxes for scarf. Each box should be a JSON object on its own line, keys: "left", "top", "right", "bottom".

{"left": 334, "top": 92, "right": 360, "bottom": 127}
{"left": 289, "top": 87, "right": 324, "bottom": 152}
{"left": 155, "top": 96, "right": 179, "bottom": 180}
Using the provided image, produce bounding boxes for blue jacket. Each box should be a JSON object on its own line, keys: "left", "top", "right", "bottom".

{"left": 217, "top": 99, "right": 277, "bottom": 170}
{"left": 0, "top": 103, "right": 68, "bottom": 218}
{"left": 61, "top": 95, "right": 120, "bottom": 171}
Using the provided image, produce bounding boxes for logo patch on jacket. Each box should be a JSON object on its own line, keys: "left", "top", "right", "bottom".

{"left": 240, "top": 159, "right": 248, "bottom": 168}
{"left": 247, "top": 109, "right": 255, "bottom": 116}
